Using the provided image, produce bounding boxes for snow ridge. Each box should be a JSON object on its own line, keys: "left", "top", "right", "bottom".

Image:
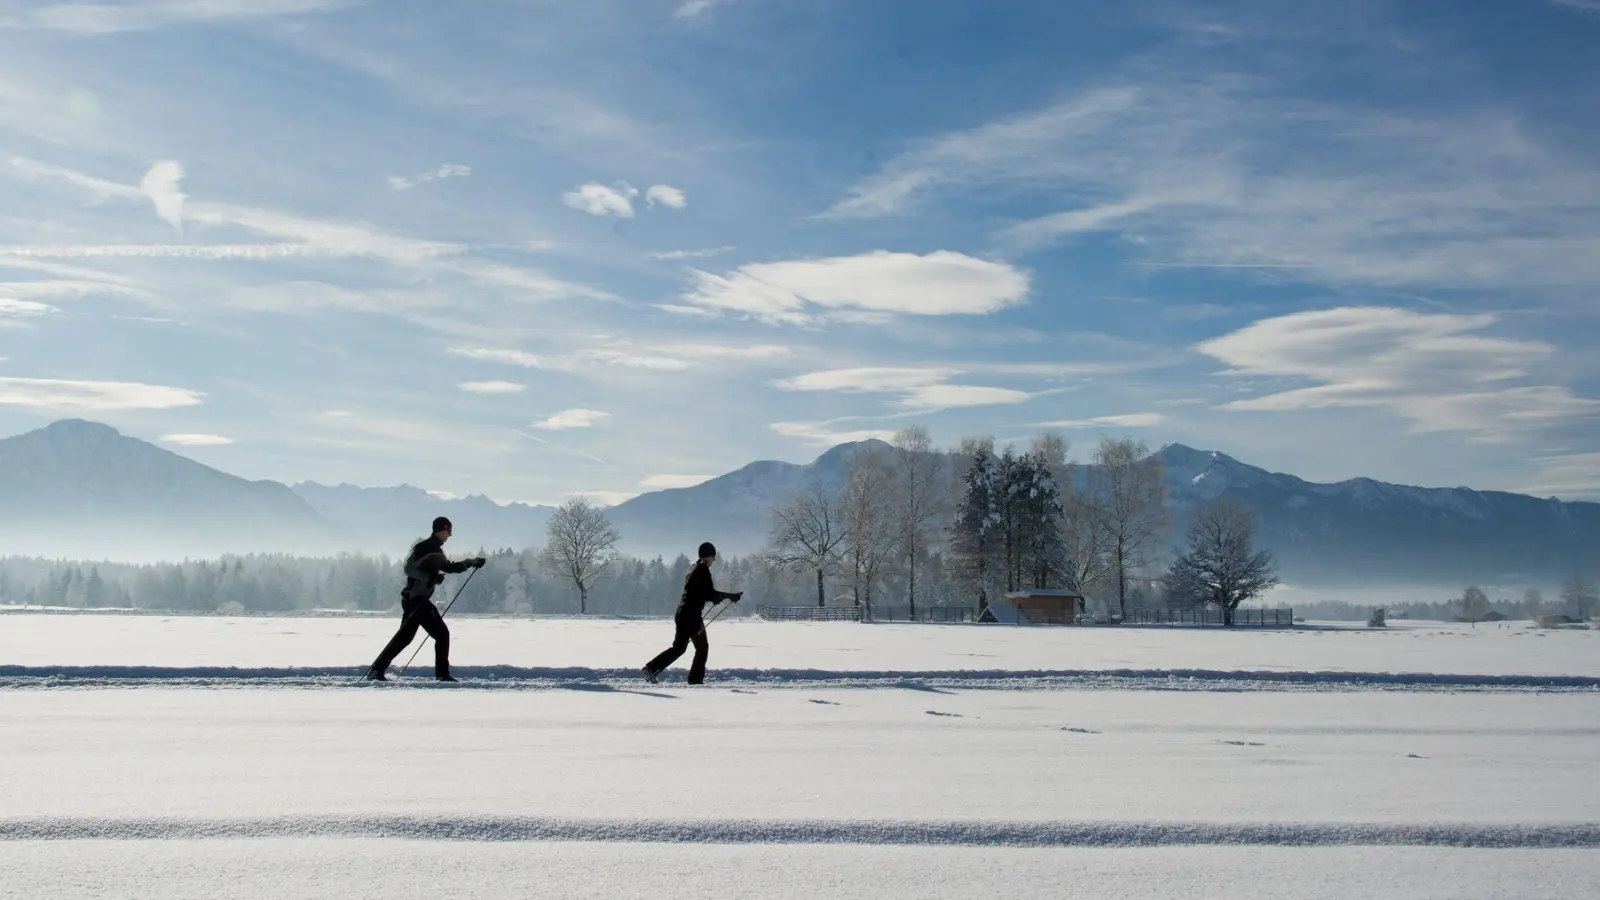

{"left": 3, "top": 815, "right": 1598, "bottom": 848}
{"left": 2, "top": 665, "right": 1597, "bottom": 693}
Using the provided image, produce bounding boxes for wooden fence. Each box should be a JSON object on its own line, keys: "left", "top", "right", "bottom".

{"left": 864, "top": 605, "right": 978, "bottom": 624}
{"left": 756, "top": 605, "right": 864, "bottom": 622}
{"left": 1127, "top": 607, "right": 1295, "bottom": 627}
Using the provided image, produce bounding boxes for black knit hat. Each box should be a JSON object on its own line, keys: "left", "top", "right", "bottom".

{"left": 432, "top": 516, "right": 453, "bottom": 534}
{"left": 698, "top": 541, "right": 716, "bottom": 559}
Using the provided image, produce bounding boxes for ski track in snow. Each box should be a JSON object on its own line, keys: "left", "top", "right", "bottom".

{"left": 4, "top": 816, "right": 1599, "bottom": 848}
{"left": 2, "top": 664, "right": 1597, "bottom": 693}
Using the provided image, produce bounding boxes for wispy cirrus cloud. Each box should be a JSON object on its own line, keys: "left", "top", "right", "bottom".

{"left": 0, "top": 376, "right": 202, "bottom": 410}
{"left": 774, "top": 366, "right": 1035, "bottom": 412}
{"left": 639, "top": 473, "right": 713, "bottom": 489}
{"left": 158, "top": 433, "right": 233, "bottom": 446}
{"left": 388, "top": 163, "right": 471, "bottom": 191}
{"left": 532, "top": 408, "right": 611, "bottom": 430}
{"left": 646, "top": 246, "right": 735, "bottom": 261}
{"left": 827, "top": 72, "right": 1600, "bottom": 297}
{"left": 680, "top": 250, "right": 1031, "bottom": 326}
{"left": 770, "top": 421, "right": 898, "bottom": 446}
{"left": 0, "top": 0, "right": 350, "bottom": 34}
{"left": 1196, "top": 307, "right": 1600, "bottom": 444}
{"left": 449, "top": 346, "right": 543, "bottom": 368}
{"left": 458, "top": 380, "right": 525, "bottom": 394}
{"left": 1032, "top": 413, "right": 1165, "bottom": 429}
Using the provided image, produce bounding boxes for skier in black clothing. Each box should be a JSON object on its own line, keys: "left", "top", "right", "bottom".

{"left": 365, "top": 516, "right": 485, "bottom": 682}
{"left": 642, "top": 541, "right": 741, "bottom": 685}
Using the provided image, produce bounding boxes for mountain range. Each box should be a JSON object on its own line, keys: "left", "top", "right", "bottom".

{"left": 0, "top": 419, "right": 1595, "bottom": 588}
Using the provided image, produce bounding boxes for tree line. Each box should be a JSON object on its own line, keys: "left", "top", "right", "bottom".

{"left": 0, "top": 427, "right": 1293, "bottom": 623}
{"left": 760, "top": 428, "right": 1280, "bottom": 624}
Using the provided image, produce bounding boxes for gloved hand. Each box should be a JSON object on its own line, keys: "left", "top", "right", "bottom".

{"left": 471, "top": 557, "right": 487, "bottom": 569}
{"left": 730, "top": 591, "right": 743, "bottom": 603}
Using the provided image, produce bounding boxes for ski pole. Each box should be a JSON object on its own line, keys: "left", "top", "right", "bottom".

{"left": 696, "top": 598, "right": 734, "bottom": 636}
{"left": 397, "top": 567, "right": 479, "bottom": 676}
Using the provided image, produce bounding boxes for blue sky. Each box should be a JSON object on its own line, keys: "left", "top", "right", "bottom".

{"left": 1, "top": 0, "right": 1599, "bottom": 506}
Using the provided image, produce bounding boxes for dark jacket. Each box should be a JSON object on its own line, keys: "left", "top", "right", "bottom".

{"left": 676, "top": 561, "right": 737, "bottom": 618}
{"left": 401, "top": 536, "right": 474, "bottom": 603}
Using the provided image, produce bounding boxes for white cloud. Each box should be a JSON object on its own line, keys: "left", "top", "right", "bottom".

{"left": 6, "top": 158, "right": 602, "bottom": 300}
{"left": 449, "top": 346, "right": 543, "bottom": 368}
{"left": 389, "top": 162, "right": 471, "bottom": 191}
{"left": 646, "top": 246, "right": 734, "bottom": 260}
{"left": 680, "top": 250, "right": 1030, "bottom": 325}
{"left": 158, "top": 433, "right": 233, "bottom": 446}
{"left": 770, "top": 421, "right": 898, "bottom": 446}
{"left": 645, "top": 184, "right": 687, "bottom": 209}
{"left": 1551, "top": 0, "right": 1600, "bottom": 13}
{"left": 899, "top": 384, "right": 1032, "bottom": 410}
{"left": 0, "top": 279, "right": 155, "bottom": 301}
{"left": 566, "top": 489, "right": 637, "bottom": 506}
{"left": 139, "top": 160, "right": 185, "bottom": 230}
{"left": 0, "top": 242, "right": 457, "bottom": 261}
{"left": 1033, "top": 413, "right": 1165, "bottom": 428}
{"left": 640, "top": 474, "right": 713, "bottom": 490}
{"left": 672, "top": 343, "right": 790, "bottom": 361}
{"left": 777, "top": 367, "right": 956, "bottom": 393}
{"left": 826, "top": 75, "right": 1600, "bottom": 296}
{"left": 532, "top": 408, "right": 611, "bottom": 430}
{"left": 8, "top": 156, "right": 140, "bottom": 201}
{"left": 1518, "top": 452, "right": 1600, "bottom": 498}
{"left": 0, "top": 376, "right": 203, "bottom": 410}
{"left": 1196, "top": 307, "right": 1600, "bottom": 443}
{"left": 459, "top": 380, "right": 526, "bottom": 394}
{"left": 563, "top": 181, "right": 638, "bottom": 218}
{"left": 2, "top": 0, "right": 349, "bottom": 34}
{"left": 674, "top": 0, "right": 725, "bottom": 18}
{"left": 822, "top": 87, "right": 1140, "bottom": 219}
{"left": 775, "top": 366, "right": 1033, "bottom": 411}
{"left": 654, "top": 303, "right": 719, "bottom": 317}
{"left": 0, "top": 298, "right": 58, "bottom": 318}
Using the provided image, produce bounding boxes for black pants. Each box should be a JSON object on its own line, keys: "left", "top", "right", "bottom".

{"left": 645, "top": 611, "right": 708, "bottom": 684}
{"left": 371, "top": 596, "right": 450, "bottom": 677}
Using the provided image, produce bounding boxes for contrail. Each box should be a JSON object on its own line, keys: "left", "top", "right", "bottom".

{"left": 514, "top": 430, "right": 609, "bottom": 465}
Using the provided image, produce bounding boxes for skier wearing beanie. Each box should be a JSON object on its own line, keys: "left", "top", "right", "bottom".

{"left": 642, "top": 541, "right": 742, "bottom": 685}
{"left": 365, "top": 516, "right": 486, "bottom": 682}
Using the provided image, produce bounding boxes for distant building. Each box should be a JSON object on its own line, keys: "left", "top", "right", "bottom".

{"left": 977, "top": 589, "right": 1085, "bottom": 625}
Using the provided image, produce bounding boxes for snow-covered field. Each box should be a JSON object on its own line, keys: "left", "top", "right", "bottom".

{"left": 2, "top": 615, "right": 1596, "bottom": 898}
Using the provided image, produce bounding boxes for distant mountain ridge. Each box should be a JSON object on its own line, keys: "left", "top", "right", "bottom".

{"left": 0, "top": 419, "right": 1595, "bottom": 587}
{"left": 1153, "top": 444, "right": 1600, "bottom": 587}
{"left": 0, "top": 419, "right": 337, "bottom": 561}
{"left": 290, "top": 481, "right": 558, "bottom": 557}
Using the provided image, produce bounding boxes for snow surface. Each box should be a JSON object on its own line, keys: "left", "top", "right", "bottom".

{"left": 1, "top": 614, "right": 1595, "bottom": 682}
{"left": 3, "top": 843, "right": 1598, "bottom": 900}
{"left": 2, "top": 615, "right": 1596, "bottom": 897}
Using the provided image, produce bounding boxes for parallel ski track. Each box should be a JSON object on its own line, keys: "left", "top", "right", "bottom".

{"left": 2, "top": 664, "right": 1597, "bottom": 693}
{"left": 2, "top": 815, "right": 1598, "bottom": 848}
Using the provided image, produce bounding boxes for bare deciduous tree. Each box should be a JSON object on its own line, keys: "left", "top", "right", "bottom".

{"left": 1561, "top": 574, "right": 1598, "bottom": 620}
{"left": 765, "top": 482, "right": 848, "bottom": 607}
{"left": 840, "top": 443, "right": 901, "bottom": 608}
{"left": 891, "top": 425, "right": 945, "bottom": 617}
{"left": 1162, "top": 497, "right": 1279, "bottom": 626}
{"left": 539, "top": 498, "right": 621, "bottom": 615}
{"left": 1461, "top": 585, "right": 1490, "bottom": 624}
{"left": 1093, "top": 436, "right": 1170, "bottom": 622}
